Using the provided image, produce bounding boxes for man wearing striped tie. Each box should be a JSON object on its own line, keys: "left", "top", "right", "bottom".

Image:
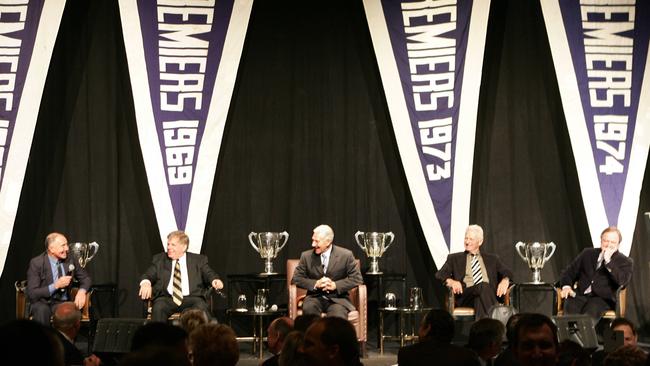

{"left": 139, "top": 230, "right": 223, "bottom": 321}
{"left": 435, "top": 225, "right": 513, "bottom": 319}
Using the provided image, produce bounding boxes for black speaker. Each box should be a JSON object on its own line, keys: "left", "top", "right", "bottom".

{"left": 512, "top": 283, "right": 556, "bottom": 317}
{"left": 92, "top": 318, "right": 146, "bottom": 354}
{"left": 554, "top": 315, "right": 598, "bottom": 350}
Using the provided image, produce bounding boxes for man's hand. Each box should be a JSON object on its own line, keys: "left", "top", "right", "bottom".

{"left": 496, "top": 278, "right": 509, "bottom": 297}
{"left": 212, "top": 279, "right": 224, "bottom": 290}
{"left": 560, "top": 286, "right": 575, "bottom": 299}
{"left": 74, "top": 289, "right": 87, "bottom": 309}
{"left": 446, "top": 279, "right": 463, "bottom": 294}
{"left": 324, "top": 279, "right": 337, "bottom": 292}
{"left": 139, "top": 282, "right": 152, "bottom": 300}
{"left": 315, "top": 277, "right": 330, "bottom": 290}
{"left": 55, "top": 275, "right": 72, "bottom": 290}
{"left": 83, "top": 354, "right": 101, "bottom": 366}
{"left": 603, "top": 246, "right": 616, "bottom": 263}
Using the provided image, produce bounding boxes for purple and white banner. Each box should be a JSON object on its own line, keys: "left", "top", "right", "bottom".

{"left": 541, "top": 0, "right": 650, "bottom": 255}
{"left": 119, "top": 0, "right": 253, "bottom": 252}
{"left": 0, "top": 0, "right": 66, "bottom": 274}
{"left": 363, "top": 0, "right": 490, "bottom": 267}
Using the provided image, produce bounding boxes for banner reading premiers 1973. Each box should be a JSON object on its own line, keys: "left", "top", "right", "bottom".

{"left": 0, "top": 0, "right": 66, "bottom": 275}
{"left": 119, "top": 0, "right": 253, "bottom": 253}
{"left": 541, "top": 0, "right": 650, "bottom": 255}
{"left": 363, "top": 0, "right": 491, "bottom": 267}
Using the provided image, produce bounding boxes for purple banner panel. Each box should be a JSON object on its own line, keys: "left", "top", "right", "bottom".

{"left": 137, "top": 0, "right": 234, "bottom": 229}
{"left": 558, "top": 1, "right": 649, "bottom": 224}
{"left": 380, "top": 0, "right": 473, "bottom": 247}
{"left": 0, "top": 0, "right": 44, "bottom": 187}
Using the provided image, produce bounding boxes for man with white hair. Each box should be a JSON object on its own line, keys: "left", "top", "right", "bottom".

{"left": 292, "top": 225, "right": 363, "bottom": 319}
{"left": 435, "top": 225, "right": 512, "bottom": 318}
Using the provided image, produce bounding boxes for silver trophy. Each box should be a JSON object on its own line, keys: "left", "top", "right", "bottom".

{"left": 354, "top": 231, "right": 395, "bottom": 274}
{"left": 515, "top": 241, "right": 556, "bottom": 284}
{"left": 70, "top": 241, "right": 99, "bottom": 268}
{"left": 248, "top": 231, "right": 289, "bottom": 275}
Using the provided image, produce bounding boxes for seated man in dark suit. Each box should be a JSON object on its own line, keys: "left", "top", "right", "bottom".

{"left": 27, "top": 232, "right": 92, "bottom": 325}
{"left": 398, "top": 309, "right": 480, "bottom": 366}
{"left": 559, "top": 226, "right": 633, "bottom": 319}
{"left": 138, "top": 230, "right": 223, "bottom": 321}
{"left": 435, "top": 225, "right": 513, "bottom": 318}
{"left": 291, "top": 224, "right": 363, "bottom": 319}
{"left": 53, "top": 301, "right": 101, "bottom": 366}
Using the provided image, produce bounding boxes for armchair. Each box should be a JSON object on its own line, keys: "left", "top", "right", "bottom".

{"left": 555, "top": 285, "right": 626, "bottom": 319}
{"left": 15, "top": 279, "right": 93, "bottom": 321}
{"left": 287, "top": 259, "right": 367, "bottom": 354}
{"left": 444, "top": 284, "right": 512, "bottom": 319}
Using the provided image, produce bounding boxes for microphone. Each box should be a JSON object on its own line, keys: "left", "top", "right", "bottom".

{"left": 68, "top": 264, "right": 75, "bottom": 277}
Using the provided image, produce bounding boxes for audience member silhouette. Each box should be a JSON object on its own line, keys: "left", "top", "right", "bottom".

{"left": 494, "top": 313, "right": 524, "bottom": 366}
{"left": 603, "top": 345, "right": 647, "bottom": 366}
{"left": 52, "top": 301, "right": 101, "bottom": 366}
{"left": 467, "top": 317, "right": 506, "bottom": 365}
{"left": 179, "top": 308, "right": 210, "bottom": 335}
{"left": 294, "top": 313, "right": 320, "bottom": 333}
{"left": 302, "top": 316, "right": 362, "bottom": 366}
{"left": 397, "top": 309, "right": 480, "bottom": 366}
{"left": 263, "top": 317, "right": 294, "bottom": 366}
{"left": 0, "top": 319, "right": 65, "bottom": 366}
{"left": 189, "top": 323, "right": 239, "bottom": 366}
{"left": 512, "top": 313, "right": 558, "bottom": 366}
{"left": 557, "top": 340, "right": 590, "bottom": 366}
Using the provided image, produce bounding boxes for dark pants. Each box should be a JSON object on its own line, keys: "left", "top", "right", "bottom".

{"left": 152, "top": 295, "right": 210, "bottom": 322}
{"left": 457, "top": 282, "right": 497, "bottom": 319}
{"left": 564, "top": 294, "right": 612, "bottom": 319}
{"left": 302, "top": 296, "right": 349, "bottom": 319}
{"left": 31, "top": 300, "right": 64, "bottom": 326}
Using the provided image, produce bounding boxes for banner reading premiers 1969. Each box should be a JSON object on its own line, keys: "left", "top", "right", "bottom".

{"left": 541, "top": 0, "right": 650, "bottom": 255}
{"left": 363, "top": 0, "right": 491, "bottom": 267}
{"left": 0, "top": 0, "right": 66, "bottom": 275}
{"left": 119, "top": 0, "right": 253, "bottom": 253}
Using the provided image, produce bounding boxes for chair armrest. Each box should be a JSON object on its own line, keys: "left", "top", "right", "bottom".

{"left": 289, "top": 284, "right": 298, "bottom": 319}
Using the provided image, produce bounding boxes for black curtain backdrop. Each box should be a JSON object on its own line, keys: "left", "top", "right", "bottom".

{"left": 1, "top": 0, "right": 649, "bottom": 339}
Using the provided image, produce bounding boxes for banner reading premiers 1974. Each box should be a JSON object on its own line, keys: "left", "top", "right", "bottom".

{"left": 0, "top": 0, "right": 66, "bottom": 275}
{"left": 363, "top": 0, "right": 491, "bottom": 267}
{"left": 541, "top": 0, "right": 650, "bottom": 255}
{"left": 119, "top": 0, "right": 253, "bottom": 253}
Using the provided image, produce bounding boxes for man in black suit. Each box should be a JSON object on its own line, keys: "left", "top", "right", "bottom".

{"left": 138, "top": 230, "right": 223, "bottom": 321}
{"left": 398, "top": 309, "right": 480, "bottom": 366}
{"left": 559, "top": 226, "right": 633, "bottom": 319}
{"left": 27, "top": 232, "right": 92, "bottom": 325}
{"left": 262, "top": 317, "right": 294, "bottom": 366}
{"left": 435, "top": 225, "right": 513, "bottom": 319}
{"left": 291, "top": 224, "right": 363, "bottom": 319}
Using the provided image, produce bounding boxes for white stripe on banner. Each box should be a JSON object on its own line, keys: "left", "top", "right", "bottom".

{"left": 119, "top": 0, "right": 253, "bottom": 253}
{"left": 363, "top": 0, "right": 491, "bottom": 268}
{"left": 0, "top": 0, "right": 67, "bottom": 275}
{"left": 541, "top": 1, "right": 650, "bottom": 255}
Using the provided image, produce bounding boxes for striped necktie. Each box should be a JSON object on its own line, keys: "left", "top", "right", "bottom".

{"left": 471, "top": 254, "right": 483, "bottom": 285}
{"left": 172, "top": 261, "right": 183, "bottom": 306}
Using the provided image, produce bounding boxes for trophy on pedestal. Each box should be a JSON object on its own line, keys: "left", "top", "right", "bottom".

{"left": 515, "top": 241, "right": 556, "bottom": 284}
{"left": 248, "top": 231, "right": 289, "bottom": 275}
{"left": 70, "top": 241, "right": 100, "bottom": 268}
{"left": 354, "top": 231, "right": 395, "bottom": 274}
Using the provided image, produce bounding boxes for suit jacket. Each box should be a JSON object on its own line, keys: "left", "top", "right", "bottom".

{"left": 398, "top": 339, "right": 481, "bottom": 366}
{"left": 559, "top": 248, "right": 633, "bottom": 303}
{"left": 56, "top": 331, "right": 84, "bottom": 366}
{"left": 261, "top": 353, "right": 279, "bottom": 366}
{"left": 26, "top": 252, "right": 92, "bottom": 304}
{"left": 141, "top": 252, "right": 220, "bottom": 300}
{"left": 435, "top": 251, "right": 513, "bottom": 294}
{"left": 291, "top": 245, "right": 363, "bottom": 311}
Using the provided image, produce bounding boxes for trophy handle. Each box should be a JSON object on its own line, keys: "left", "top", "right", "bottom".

{"left": 87, "top": 242, "right": 99, "bottom": 263}
{"left": 277, "top": 231, "right": 289, "bottom": 252}
{"left": 383, "top": 232, "right": 395, "bottom": 250}
{"left": 514, "top": 242, "right": 527, "bottom": 261}
{"left": 248, "top": 232, "right": 260, "bottom": 252}
{"left": 544, "top": 242, "right": 556, "bottom": 262}
{"left": 354, "top": 231, "right": 365, "bottom": 250}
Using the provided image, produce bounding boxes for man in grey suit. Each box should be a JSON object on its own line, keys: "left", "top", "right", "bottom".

{"left": 139, "top": 230, "right": 223, "bottom": 321}
{"left": 435, "top": 225, "right": 512, "bottom": 319}
{"left": 291, "top": 224, "right": 363, "bottom": 319}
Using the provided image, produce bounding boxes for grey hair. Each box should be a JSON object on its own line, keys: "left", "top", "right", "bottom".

{"left": 466, "top": 225, "right": 484, "bottom": 241}
{"left": 314, "top": 225, "right": 334, "bottom": 243}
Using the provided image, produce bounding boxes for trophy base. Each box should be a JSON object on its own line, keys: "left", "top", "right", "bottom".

{"left": 365, "top": 270, "right": 383, "bottom": 275}
{"left": 259, "top": 272, "right": 278, "bottom": 276}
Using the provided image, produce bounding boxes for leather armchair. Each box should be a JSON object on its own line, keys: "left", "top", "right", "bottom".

{"left": 287, "top": 259, "right": 367, "bottom": 354}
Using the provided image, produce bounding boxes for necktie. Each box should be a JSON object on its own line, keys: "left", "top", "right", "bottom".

{"left": 471, "top": 254, "right": 483, "bottom": 285}
{"left": 57, "top": 261, "right": 64, "bottom": 279}
{"left": 321, "top": 254, "right": 328, "bottom": 274}
{"left": 172, "top": 261, "right": 183, "bottom": 306}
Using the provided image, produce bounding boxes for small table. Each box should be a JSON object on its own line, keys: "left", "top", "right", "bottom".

{"left": 227, "top": 308, "right": 286, "bottom": 359}
{"left": 379, "top": 307, "right": 432, "bottom": 355}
